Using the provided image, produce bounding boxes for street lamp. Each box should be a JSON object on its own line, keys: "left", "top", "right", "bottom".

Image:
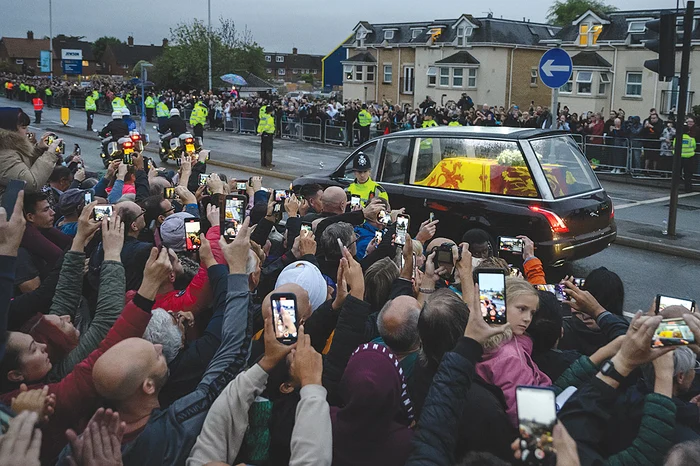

{"left": 207, "top": 0, "right": 212, "bottom": 92}
{"left": 140, "top": 62, "right": 154, "bottom": 131}
{"left": 49, "top": 0, "right": 53, "bottom": 80}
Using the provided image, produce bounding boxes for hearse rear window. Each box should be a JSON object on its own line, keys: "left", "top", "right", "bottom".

{"left": 529, "top": 136, "right": 600, "bottom": 198}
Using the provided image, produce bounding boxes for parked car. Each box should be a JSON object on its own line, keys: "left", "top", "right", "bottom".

{"left": 292, "top": 126, "right": 616, "bottom": 266}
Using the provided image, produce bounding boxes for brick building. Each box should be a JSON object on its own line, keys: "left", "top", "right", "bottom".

{"left": 102, "top": 36, "right": 165, "bottom": 76}
{"left": 0, "top": 32, "right": 50, "bottom": 74}
{"left": 263, "top": 48, "right": 323, "bottom": 83}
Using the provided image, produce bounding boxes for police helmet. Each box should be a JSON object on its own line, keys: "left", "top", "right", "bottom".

{"left": 170, "top": 108, "right": 180, "bottom": 117}
{"left": 352, "top": 152, "right": 371, "bottom": 171}
{"left": 122, "top": 108, "right": 131, "bottom": 117}
{"left": 111, "top": 110, "right": 122, "bottom": 119}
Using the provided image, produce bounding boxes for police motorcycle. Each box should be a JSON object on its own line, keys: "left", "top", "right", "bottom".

{"left": 96, "top": 130, "right": 150, "bottom": 168}
{"left": 155, "top": 127, "right": 205, "bottom": 164}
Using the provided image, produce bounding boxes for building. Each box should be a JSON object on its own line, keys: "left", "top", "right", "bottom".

{"left": 234, "top": 71, "right": 276, "bottom": 97}
{"left": 52, "top": 39, "right": 98, "bottom": 76}
{"left": 0, "top": 32, "right": 50, "bottom": 74}
{"left": 263, "top": 48, "right": 323, "bottom": 83}
{"left": 554, "top": 8, "right": 700, "bottom": 118}
{"left": 340, "top": 15, "right": 560, "bottom": 108}
{"left": 322, "top": 36, "right": 351, "bottom": 91}
{"left": 102, "top": 36, "right": 165, "bottom": 76}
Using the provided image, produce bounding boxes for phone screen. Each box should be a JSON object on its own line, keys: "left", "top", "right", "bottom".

{"left": 271, "top": 294, "right": 298, "bottom": 344}
{"left": 198, "top": 174, "right": 208, "bottom": 186}
{"left": 123, "top": 153, "right": 133, "bottom": 165}
{"left": 223, "top": 197, "right": 245, "bottom": 240}
{"left": 656, "top": 294, "right": 696, "bottom": 314}
{"left": 516, "top": 386, "right": 556, "bottom": 464}
{"left": 395, "top": 215, "right": 409, "bottom": 246}
{"left": 164, "top": 187, "right": 176, "bottom": 199}
{"left": 351, "top": 195, "right": 361, "bottom": 207}
{"left": 236, "top": 182, "right": 247, "bottom": 191}
{"left": 2, "top": 180, "right": 26, "bottom": 220}
{"left": 573, "top": 278, "right": 586, "bottom": 288}
{"left": 499, "top": 236, "right": 523, "bottom": 253}
{"left": 378, "top": 210, "right": 391, "bottom": 225}
{"left": 477, "top": 271, "right": 507, "bottom": 324}
{"left": 93, "top": 205, "right": 113, "bottom": 222}
{"left": 651, "top": 318, "right": 696, "bottom": 347}
{"left": 301, "top": 222, "right": 313, "bottom": 233}
{"left": 275, "top": 190, "right": 288, "bottom": 202}
{"left": 374, "top": 230, "right": 383, "bottom": 243}
{"left": 185, "top": 219, "right": 202, "bottom": 250}
{"left": 534, "top": 284, "right": 567, "bottom": 302}
{"left": 429, "top": 212, "right": 435, "bottom": 222}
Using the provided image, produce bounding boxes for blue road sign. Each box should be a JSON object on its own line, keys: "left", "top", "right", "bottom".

{"left": 62, "top": 59, "right": 82, "bottom": 75}
{"left": 40, "top": 50, "right": 52, "bottom": 73}
{"left": 539, "top": 48, "right": 573, "bottom": 89}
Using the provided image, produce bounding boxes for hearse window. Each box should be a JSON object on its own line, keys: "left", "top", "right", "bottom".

{"left": 380, "top": 138, "right": 412, "bottom": 184}
{"left": 412, "top": 137, "right": 538, "bottom": 198}
{"left": 529, "top": 136, "right": 600, "bottom": 198}
{"left": 339, "top": 141, "right": 379, "bottom": 181}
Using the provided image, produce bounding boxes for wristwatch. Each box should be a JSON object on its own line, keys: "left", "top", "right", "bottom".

{"left": 600, "top": 359, "right": 626, "bottom": 383}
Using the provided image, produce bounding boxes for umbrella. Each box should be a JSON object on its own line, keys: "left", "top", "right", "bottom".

{"left": 220, "top": 74, "right": 248, "bottom": 86}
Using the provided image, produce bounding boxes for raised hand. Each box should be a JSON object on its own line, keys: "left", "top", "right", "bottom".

{"left": 206, "top": 204, "right": 220, "bottom": 227}
{"left": 11, "top": 385, "right": 56, "bottom": 424}
{"left": 72, "top": 201, "right": 101, "bottom": 252}
{"left": 219, "top": 217, "right": 253, "bottom": 274}
{"left": 65, "top": 408, "right": 124, "bottom": 466}
{"left": 289, "top": 326, "right": 323, "bottom": 387}
{"left": 137, "top": 247, "right": 174, "bottom": 300}
{"left": 341, "top": 243, "right": 364, "bottom": 299}
{"left": 465, "top": 283, "right": 511, "bottom": 345}
{"left": 101, "top": 214, "right": 124, "bottom": 262}
{"left": 416, "top": 218, "right": 439, "bottom": 243}
{"left": 258, "top": 305, "right": 296, "bottom": 373}
{"left": 298, "top": 229, "right": 317, "bottom": 257}
{"left": 0, "top": 190, "right": 26, "bottom": 257}
{"left": 0, "top": 411, "right": 42, "bottom": 466}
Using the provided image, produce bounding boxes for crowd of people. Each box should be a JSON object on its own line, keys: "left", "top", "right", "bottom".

{"left": 0, "top": 102, "right": 700, "bottom": 466}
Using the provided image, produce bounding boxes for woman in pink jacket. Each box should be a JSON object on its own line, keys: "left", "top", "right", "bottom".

{"left": 475, "top": 277, "right": 551, "bottom": 427}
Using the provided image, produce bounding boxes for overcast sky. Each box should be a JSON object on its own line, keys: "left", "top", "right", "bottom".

{"left": 4, "top": 0, "right": 681, "bottom": 55}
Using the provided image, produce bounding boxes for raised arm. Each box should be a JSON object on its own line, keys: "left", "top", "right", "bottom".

{"left": 0, "top": 191, "right": 26, "bottom": 359}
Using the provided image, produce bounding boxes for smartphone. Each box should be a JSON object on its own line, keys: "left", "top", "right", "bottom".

{"left": 84, "top": 192, "right": 93, "bottom": 204}
{"left": 655, "top": 294, "right": 696, "bottom": 314}
{"left": 164, "top": 187, "right": 176, "bottom": 199}
{"left": 378, "top": 210, "right": 391, "bottom": 225}
{"left": 274, "top": 190, "right": 289, "bottom": 202}
{"left": 374, "top": 230, "right": 383, "bottom": 244}
{"left": 412, "top": 253, "right": 416, "bottom": 279}
{"left": 93, "top": 205, "right": 113, "bottom": 222}
{"left": 144, "top": 157, "right": 152, "bottom": 171}
{"left": 176, "top": 158, "right": 182, "bottom": 167}
{"left": 429, "top": 212, "right": 435, "bottom": 223}
{"left": 184, "top": 218, "right": 202, "bottom": 251}
{"left": 221, "top": 195, "right": 246, "bottom": 241}
{"left": 236, "top": 182, "right": 247, "bottom": 191}
{"left": 573, "top": 278, "right": 586, "bottom": 288}
{"left": 395, "top": 214, "right": 410, "bottom": 246}
{"left": 651, "top": 318, "right": 696, "bottom": 347}
{"left": 122, "top": 153, "right": 133, "bottom": 165}
{"left": 534, "top": 284, "right": 567, "bottom": 302}
{"left": 301, "top": 221, "right": 313, "bottom": 233}
{"left": 509, "top": 266, "right": 520, "bottom": 277}
{"left": 498, "top": 236, "right": 524, "bottom": 254}
{"left": 475, "top": 270, "right": 507, "bottom": 324}
{"left": 271, "top": 292, "right": 298, "bottom": 344}
{"left": 350, "top": 194, "right": 361, "bottom": 208}
{"left": 2, "top": 180, "right": 26, "bottom": 220}
{"left": 516, "top": 386, "right": 557, "bottom": 465}
{"left": 198, "top": 173, "right": 208, "bottom": 186}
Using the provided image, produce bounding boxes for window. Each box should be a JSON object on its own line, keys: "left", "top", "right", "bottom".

{"left": 356, "top": 29, "right": 367, "bottom": 46}
{"left": 628, "top": 21, "right": 646, "bottom": 33}
{"left": 341, "top": 142, "right": 379, "bottom": 181}
{"left": 457, "top": 26, "right": 466, "bottom": 47}
{"left": 276, "top": 56, "right": 284, "bottom": 63}
{"left": 82, "top": 60, "right": 89, "bottom": 67}
{"left": 384, "top": 30, "right": 394, "bottom": 40}
{"left": 412, "top": 29, "right": 423, "bottom": 39}
{"left": 266, "top": 68, "right": 272, "bottom": 74}
{"left": 467, "top": 68, "right": 477, "bottom": 88}
{"left": 579, "top": 23, "right": 602, "bottom": 46}
{"left": 265, "top": 55, "right": 271, "bottom": 62}
{"left": 344, "top": 65, "right": 353, "bottom": 81}
{"left": 36, "top": 59, "right": 41, "bottom": 66}
{"left": 15, "top": 59, "right": 23, "bottom": 65}
{"left": 598, "top": 72, "right": 610, "bottom": 94}
{"left": 452, "top": 68, "right": 463, "bottom": 87}
{"left": 293, "top": 69, "right": 298, "bottom": 74}
{"left": 121, "top": 64, "right": 129, "bottom": 69}
{"left": 312, "top": 69, "right": 318, "bottom": 75}
{"left": 411, "top": 138, "right": 538, "bottom": 197}
{"left": 576, "top": 71, "right": 593, "bottom": 94}
{"left": 355, "top": 65, "right": 363, "bottom": 81}
{"left": 439, "top": 67, "right": 449, "bottom": 86}
{"left": 625, "top": 72, "right": 642, "bottom": 96}
{"left": 380, "top": 138, "right": 412, "bottom": 184}
{"left": 278, "top": 68, "right": 285, "bottom": 76}
{"left": 529, "top": 136, "right": 600, "bottom": 198}
{"left": 530, "top": 68, "right": 538, "bottom": 85}
{"left": 383, "top": 64, "right": 392, "bottom": 83}
{"left": 560, "top": 72, "right": 573, "bottom": 93}
{"left": 366, "top": 66, "right": 375, "bottom": 81}
{"left": 427, "top": 66, "right": 437, "bottom": 86}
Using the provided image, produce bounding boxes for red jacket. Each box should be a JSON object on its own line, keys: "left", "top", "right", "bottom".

{"left": 0, "top": 299, "right": 153, "bottom": 463}
{"left": 32, "top": 98, "right": 44, "bottom": 111}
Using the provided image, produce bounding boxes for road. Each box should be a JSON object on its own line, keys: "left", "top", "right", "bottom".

{"left": 4, "top": 98, "right": 698, "bottom": 315}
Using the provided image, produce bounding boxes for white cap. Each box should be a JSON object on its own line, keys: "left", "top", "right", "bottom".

{"left": 170, "top": 108, "right": 180, "bottom": 117}
{"left": 111, "top": 110, "right": 122, "bottom": 119}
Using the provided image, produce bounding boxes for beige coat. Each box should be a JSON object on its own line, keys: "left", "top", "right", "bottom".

{"left": 0, "top": 128, "right": 57, "bottom": 199}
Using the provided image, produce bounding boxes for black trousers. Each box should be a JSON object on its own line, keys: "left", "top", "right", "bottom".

{"left": 261, "top": 133, "right": 274, "bottom": 167}
{"left": 34, "top": 110, "right": 42, "bottom": 124}
{"left": 86, "top": 110, "right": 95, "bottom": 130}
{"left": 146, "top": 107, "right": 154, "bottom": 122}
{"left": 682, "top": 156, "right": 696, "bottom": 192}
{"left": 193, "top": 123, "right": 204, "bottom": 140}
{"left": 359, "top": 125, "right": 370, "bottom": 144}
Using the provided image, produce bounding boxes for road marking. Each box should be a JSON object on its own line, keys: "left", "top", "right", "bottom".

{"left": 615, "top": 192, "right": 700, "bottom": 209}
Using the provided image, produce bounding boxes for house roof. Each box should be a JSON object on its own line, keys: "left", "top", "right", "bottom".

{"left": 263, "top": 52, "right": 322, "bottom": 70}
{"left": 238, "top": 71, "right": 275, "bottom": 90}
{"left": 435, "top": 50, "right": 480, "bottom": 65}
{"left": 571, "top": 51, "right": 612, "bottom": 68}
{"left": 107, "top": 43, "right": 163, "bottom": 65}
{"left": 343, "top": 52, "right": 376, "bottom": 63}
{"left": 343, "top": 16, "right": 560, "bottom": 47}
{"left": 0, "top": 37, "right": 50, "bottom": 59}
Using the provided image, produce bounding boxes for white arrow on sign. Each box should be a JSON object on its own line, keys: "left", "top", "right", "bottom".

{"left": 541, "top": 59, "right": 570, "bottom": 77}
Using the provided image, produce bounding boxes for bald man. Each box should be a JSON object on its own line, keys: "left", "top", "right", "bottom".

{"left": 320, "top": 186, "right": 347, "bottom": 216}
{"left": 377, "top": 295, "right": 421, "bottom": 361}
{"left": 92, "top": 228, "right": 254, "bottom": 465}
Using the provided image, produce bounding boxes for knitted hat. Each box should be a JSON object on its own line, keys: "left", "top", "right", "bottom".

{"left": 160, "top": 212, "right": 194, "bottom": 252}
{"left": 275, "top": 261, "right": 327, "bottom": 311}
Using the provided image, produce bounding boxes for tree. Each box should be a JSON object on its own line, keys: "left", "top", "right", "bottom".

{"left": 93, "top": 36, "right": 124, "bottom": 63}
{"left": 299, "top": 73, "right": 314, "bottom": 84}
{"left": 53, "top": 34, "right": 86, "bottom": 42}
{"left": 546, "top": 0, "right": 618, "bottom": 26}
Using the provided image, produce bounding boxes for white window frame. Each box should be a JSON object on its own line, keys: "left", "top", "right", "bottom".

{"left": 293, "top": 69, "right": 299, "bottom": 74}
{"left": 384, "top": 30, "right": 394, "bottom": 40}
{"left": 576, "top": 71, "right": 593, "bottom": 95}
{"left": 355, "top": 65, "right": 363, "bottom": 82}
{"left": 627, "top": 21, "right": 646, "bottom": 33}
{"left": 366, "top": 65, "right": 375, "bottom": 82}
{"left": 625, "top": 72, "right": 642, "bottom": 97}
{"left": 265, "top": 55, "right": 271, "bottom": 62}
{"left": 312, "top": 69, "right": 318, "bottom": 75}
{"left": 598, "top": 72, "right": 610, "bottom": 94}
{"left": 344, "top": 65, "right": 353, "bottom": 81}
{"left": 412, "top": 29, "right": 422, "bottom": 39}
{"left": 427, "top": 66, "right": 437, "bottom": 86}
{"left": 276, "top": 56, "right": 284, "bottom": 63}
{"left": 383, "top": 64, "right": 392, "bottom": 83}
{"left": 560, "top": 72, "right": 573, "bottom": 93}
{"left": 36, "top": 59, "right": 41, "bottom": 67}
{"left": 452, "top": 67, "right": 463, "bottom": 88}
{"left": 439, "top": 67, "right": 450, "bottom": 86}
{"left": 530, "top": 68, "right": 538, "bottom": 85}
{"left": 278, "top": 68, "right": 286, "bottom": 76}
{"left": 467, "top": 68, "right": 477, "bottom": 88}
{"left": 457, "top": 26, "right": 465, "bottom": 47}
{"left": 266, "top": 68, "right": 273, "bottom": 74}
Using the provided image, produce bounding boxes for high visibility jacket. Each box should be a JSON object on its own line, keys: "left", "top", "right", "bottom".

{"left": 357, "top": 110, "right": 372, "bottom": 127}
{"left": 6, "top": 82, "right": 13, "bottom": 90}
{"left": 156, "top": 102, "right": 169, "bottom": 118}
{"left": 111, "top": 97, "right": 127, "bottom": 113}
{"left": 92, "top": 90, "right": 99, "bottom": 101}
{"left": 45, "top": 88, "right": 52, "bottom": 96}
{"left": 28, "top": 86, "right": 36, "bottom": 95}
{"left": 145, "top": 96, "right": 155, "bottom": 108}
{"left": 85, "top": 95, "right": 97, "bottom": 111}
{"left": 32, "top": 98, "right": 44, "bottom": 111}
{"left": 126, "top": 94, "right": 134, "bottom": 104}
{"left": 19, "top": 83, "right": 27, "bottom": 92}
{"left": 675, "top": 134, "right": 697, "bottom": 158}
{"left": 422, "top": 120, "right": 438, "bottom": 128}
{"left": 190, "top": 103, "right": 208, "bottom": 126}
{"left": 420, "top": 119, "right": 438, "bottom": 150}
{"left": 448, "top": 120, "right": 461, "bottom": 127}
{"left": 259, "top": 105, "right": 267, "bottom": 119}
{"left": 257, "top": 112, "right": 275, "bottom": 134}
{"left": 347, "top": 177, "right": 388, "bottom": 206}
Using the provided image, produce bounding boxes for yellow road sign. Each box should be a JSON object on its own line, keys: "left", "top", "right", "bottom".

{"left": 60, "top": 107, "right": 70, "bottom": 126}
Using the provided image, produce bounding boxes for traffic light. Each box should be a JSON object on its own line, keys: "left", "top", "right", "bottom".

{"left": 644, "top": 12, "right": 677, "bottom": 80}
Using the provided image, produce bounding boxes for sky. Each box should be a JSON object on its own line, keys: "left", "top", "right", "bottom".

{"left": 3, "top": 0, "right": 682, "bottom": 55}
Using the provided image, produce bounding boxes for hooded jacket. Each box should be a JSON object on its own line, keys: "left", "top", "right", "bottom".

{"left": 0, "top": 128, "right": 57, "bottom": 199}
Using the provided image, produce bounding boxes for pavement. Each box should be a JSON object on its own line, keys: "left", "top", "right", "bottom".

{"left": 3, "top": 97, "right": 700, "bottom": 261}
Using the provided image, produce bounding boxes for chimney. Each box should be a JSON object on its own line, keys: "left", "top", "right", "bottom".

{"left": 127, "top": 36, "right": 134, "bottom": 47}
{"left": 162, "top": 38, "right": 169, "bottom": 47}
{"left": 292, "top": 47, "right": 298, "bottom": 55}
{"left": 27, "top": 31, "right": 34, "bottom": 40}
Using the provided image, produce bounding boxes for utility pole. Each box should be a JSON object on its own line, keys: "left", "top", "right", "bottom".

{"left": 49, "top": 0, "right": 53, "bottom": 80}
{"left": 207, "top": 0, "right": 212, "bottom": 92}
{"left": 667, "top": 1, "right": 694, "bottom": 237}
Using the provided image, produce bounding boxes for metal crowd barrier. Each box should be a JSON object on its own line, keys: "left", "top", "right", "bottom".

{"left": 325, "top": 120, "right": 347, "bottom": 145}
{"left": 301, "top": 120, "right": 322, "bottom": 142}
{"left": 239, "top": 117, "right": 257, "bottom": 134}
{"left": 281, "top": 117, "right": 301, "bottom": 139}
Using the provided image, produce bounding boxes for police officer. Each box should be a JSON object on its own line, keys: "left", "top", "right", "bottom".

{"left": 144, "top": 93, "right": 156, "bottom": 122}
{"left": 85, "top": 92, "right": 97, "bottom": 131}
{"left": 357, "top": 104, "right": 372, "bottom": 144}
{"left": 422, "top": 111, "right": 438, "bottom": 128}
{"left": 122, "top": 108, "right": 137, "bottom": 132}
{"left": 44, "top": 86, "right": 53, "bottom": 108}
{"left": 347, "top": 152, "right": 388, "bottom": 206}
{"left": 448, "top": 114, "right": 462, "bottom": 127}
{"left": 99, "top": 111, "right": 130, "bottom": 155}
{"left": 111, "top": 94, "right": 127, "bottom": 114}
{"left": 156, "top": 97, "right": 170, "bottom": 132}
{"left": 164, "top": 108, "right": 187, "bottom": 137}
{"left": 257, "top": 105, "right": 275, "bottom": 168}
{"left": 190, "top": 100, "right": 208, "bottom": 140}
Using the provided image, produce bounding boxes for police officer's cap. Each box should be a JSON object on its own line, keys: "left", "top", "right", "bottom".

{"left": 352, "top": 152, "right": 371, "bottom": 171}
{"left": 361, "top": 103, "right": 367, "bottom": 109}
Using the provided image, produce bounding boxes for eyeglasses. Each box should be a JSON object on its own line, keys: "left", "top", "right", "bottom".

{"left": 133, "top": 207, "right": 147, "bottom": 223}
{"left": 161, "top": 206, "right": 175, "bottom": 216}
